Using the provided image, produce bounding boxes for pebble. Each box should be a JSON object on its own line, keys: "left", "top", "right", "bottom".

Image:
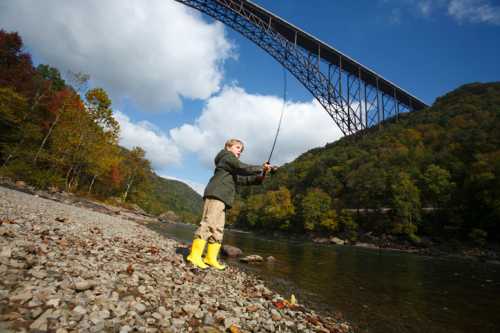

{"left": 74, "top": 280, "right": 95, "bottom": 291}
{"left": 133, "top": 302, "right": 147, "bottom": 314}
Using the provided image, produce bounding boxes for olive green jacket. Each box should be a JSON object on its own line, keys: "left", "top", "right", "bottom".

{"left": 203, "top": 149, "right": 263, "bottom": 208}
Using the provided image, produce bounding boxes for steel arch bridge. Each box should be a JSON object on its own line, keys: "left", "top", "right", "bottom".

{"left": 174, "top": 0, "right": 428, "bottom": 136}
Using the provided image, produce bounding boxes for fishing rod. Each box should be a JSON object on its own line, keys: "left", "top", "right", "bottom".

{"left": 264, "top": 66, "right": 287, "bottom": 176}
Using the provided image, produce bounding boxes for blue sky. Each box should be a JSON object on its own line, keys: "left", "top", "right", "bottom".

{"left": 1, "top": 0, "right": 499, "bottom": 194}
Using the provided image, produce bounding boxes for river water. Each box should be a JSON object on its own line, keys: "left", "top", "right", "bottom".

{"left": 149, "top": 222, "right": 500, "bottom": 333}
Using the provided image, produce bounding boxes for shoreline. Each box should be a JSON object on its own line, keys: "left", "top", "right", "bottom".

{"left": 223, "top": 226, "right": 500, "bottom": 265}
{"left": 0, "top": 186, "right": 352, "bottom": 333}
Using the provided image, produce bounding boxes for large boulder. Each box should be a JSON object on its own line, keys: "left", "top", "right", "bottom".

{"left": 158, "top": 211, "right": 179, "bottom": 223}
{"left": 222, "top": 245, "right": 242, "bottom": 257}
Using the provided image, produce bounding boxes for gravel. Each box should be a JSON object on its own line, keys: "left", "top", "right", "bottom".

{"left": 0, "top": 186, "right": 352, "bottom": 332}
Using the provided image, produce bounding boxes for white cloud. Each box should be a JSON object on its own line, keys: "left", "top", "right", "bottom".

{"left": 0, "top": 0, "right": 233, "bottom": 110}
{"left": 382, "top": 0, "right": 500, "bottom": 25}
{"left": 448, "top": 0, "right": 500, "bottom": 25}
{"left": 170, "top": 86, "right": 343, "bottom": 167}
{"left": 114, "top": 111, "right": 181, "bottom": 169}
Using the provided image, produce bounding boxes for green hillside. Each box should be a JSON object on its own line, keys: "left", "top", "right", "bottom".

{"left": 139, "top": 174, "right": 203, "bottom": 223}
{"left": 232, "top": 82, "right": 500, "bottom": 246}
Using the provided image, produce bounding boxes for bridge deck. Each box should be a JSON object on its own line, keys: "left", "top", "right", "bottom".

{"left": 242, "top": 0, "right": 428, "bottom": 110}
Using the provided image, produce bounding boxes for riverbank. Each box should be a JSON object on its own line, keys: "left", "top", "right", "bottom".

{"left": 224, "top": 226, "right": 500, "bottom": 265}
{"left": 0, "top": 186, "right": 352, "bottom": 333}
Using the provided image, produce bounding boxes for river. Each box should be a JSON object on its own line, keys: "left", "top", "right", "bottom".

{"left": 148, "top": 222, "right": 500, "bottom": 333}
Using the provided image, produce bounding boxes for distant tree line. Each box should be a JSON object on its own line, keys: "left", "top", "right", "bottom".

{"left": 230, "top": 82, "right": 500, "bottom": 246}
{"left": 0, "top": 30, "right": 202, "bottom": 220}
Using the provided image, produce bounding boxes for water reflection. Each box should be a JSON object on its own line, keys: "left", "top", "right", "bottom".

{"left": 149, "top": 223, "right": 500, "bottom": 333}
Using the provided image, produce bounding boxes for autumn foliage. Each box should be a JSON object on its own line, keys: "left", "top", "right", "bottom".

{"left": 0, "top": 30, "right": 154, "bottom": 210}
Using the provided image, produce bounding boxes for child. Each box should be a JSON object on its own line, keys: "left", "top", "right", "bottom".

{"left": 187, "top": 139, "right": 272, "bottom": 270}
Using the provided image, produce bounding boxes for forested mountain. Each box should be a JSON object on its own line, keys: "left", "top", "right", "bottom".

{"left": 231, "top": 82, "right": 500, "bottom": 245}
{"left": 141, "top": 174, "right": 203, "bottom": 223}
{"left": 0, "top": 30, "right": 202, "bottom": 222}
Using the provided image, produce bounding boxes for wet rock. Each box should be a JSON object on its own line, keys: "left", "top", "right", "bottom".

{"left": 312, "top": 237, "right": 329, "bottom": 244}
{"left": 330, "top": 237, "right": 345, "bottom": 245}
{"left": 355, "top": 242, "right": 379, "bottom": 249}
{"left": 222, "top": 245, "right": 243, "bottom": 257}
{"left": 240, "top": 255, "right": 264, "bottom": 263}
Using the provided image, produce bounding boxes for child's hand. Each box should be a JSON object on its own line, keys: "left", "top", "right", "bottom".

{"left": 262, "top": 162, "right": 272, "bottom": 173}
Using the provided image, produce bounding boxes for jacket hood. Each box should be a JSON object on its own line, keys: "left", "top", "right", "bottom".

{"left": 214, "top": 149, "right": 233, "bottom": 165}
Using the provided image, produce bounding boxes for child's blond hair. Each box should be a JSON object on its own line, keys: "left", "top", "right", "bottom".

{"left": 224, "top": 139, "right": 244, "bottom": 152}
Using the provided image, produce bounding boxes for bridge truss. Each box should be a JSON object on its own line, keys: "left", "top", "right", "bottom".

{"left": 174, "top": 0, "right": 428, "bottom": 136}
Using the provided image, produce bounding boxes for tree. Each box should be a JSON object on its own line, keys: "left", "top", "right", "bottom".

{"left": 261, "top": 187, "right": 295, "bottom": 230}
{"left": 120, "top": 147, "right": 150, "bottom": 202}
{"left": 244, "top": 194, "right": 265, "bottom": 228}
{"left": 0, "top": 87, "right": 28, "bottom": 164}
{"left": 390, "top": 172, "right": 421, "bottom": 239}
{"left": 85, "top": 88, "right": 119, "bottom": 139}
{"left": 338, "top": 210, "right": 358, "bottom": 241}
{"left": 36, "top": 64, "right": 65, "bottom": 92}
{"left": 300, "top": 188, "right": 337, "bottom": 232}
{"left": 422, "top": 164, "right": 455, "bottom": 207}
{"left": 33, "top": 88, "right": 81, "bottom": 163}
{"left": 0, "top": 30, "right": 35, "bottom": 97}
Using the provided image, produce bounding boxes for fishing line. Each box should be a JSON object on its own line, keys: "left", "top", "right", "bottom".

{"left": 267, "top": 66, "right": 287, "bottom": 164}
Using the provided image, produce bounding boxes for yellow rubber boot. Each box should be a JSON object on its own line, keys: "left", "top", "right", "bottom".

{"left": 187, "top": 238, "right": 208, "bottom": 269}
{"left": 203, "top": 242, "right": 226, "bottom": 270}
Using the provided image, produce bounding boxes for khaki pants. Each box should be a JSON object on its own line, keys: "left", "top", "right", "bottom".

{"left": 194, "top": 198, "right": 226, "bottom": 243}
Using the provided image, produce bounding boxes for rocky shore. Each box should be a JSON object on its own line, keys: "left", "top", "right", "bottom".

{"left": 0, "top": 186, "right": 351, "bottom": 333}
